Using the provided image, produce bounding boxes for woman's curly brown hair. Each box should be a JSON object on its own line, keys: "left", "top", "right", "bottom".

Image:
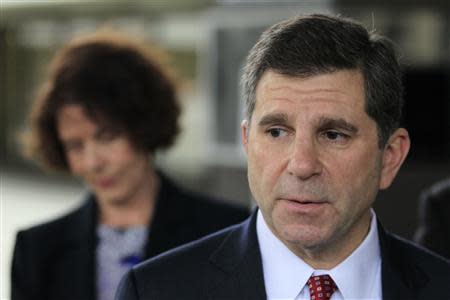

{"left": 22, "top": 30, "right": 180, "bottom": 171}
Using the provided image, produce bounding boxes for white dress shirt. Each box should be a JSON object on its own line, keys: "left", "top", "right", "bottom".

{"left": 256, "top": 209, "right": 382, "bottom": 300}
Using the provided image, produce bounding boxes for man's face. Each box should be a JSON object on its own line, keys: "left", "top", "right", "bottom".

{"left": 242, "top": 69, "right": 409, "bottom": 258}
{"left": 57, "top": 104, "right": 152, "bottom": 206}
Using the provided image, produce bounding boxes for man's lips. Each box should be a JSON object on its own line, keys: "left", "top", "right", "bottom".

{"left": 279, "top": 196, "right": 327, "bottom": 204}
{"left": 278, "top": 197, "right": 329, "bottom": 213}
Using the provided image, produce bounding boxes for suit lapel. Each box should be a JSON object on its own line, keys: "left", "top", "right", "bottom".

{"left": 173, "top": 214, "right": 436, "bottom": 300}
{"left": 79, "top": 196, "right": 98, "bottom": 300}
{"left": 51, "top": 196, "right": 97, "bottom": 300}
{"left": 378, "top": 222, "right": 428, "bottom": 300}
{"left": 144, "top": 173, "right": 197, "bottom": 258}
{"left": 206, "top": 211, "right": 267, "bottom": 300}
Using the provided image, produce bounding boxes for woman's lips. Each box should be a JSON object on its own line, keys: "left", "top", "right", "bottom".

{"left": 96, "top": 178, "right": 116, "bottom": 188}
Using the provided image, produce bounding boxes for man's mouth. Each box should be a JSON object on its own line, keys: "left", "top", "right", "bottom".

{"left": 281, "top": 196, "right": 326, "bottom": 204}
{"left": 279, "top": 197, "right": 329, "bottom": 213}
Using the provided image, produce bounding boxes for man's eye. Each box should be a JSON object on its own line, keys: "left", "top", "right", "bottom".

{"left": 323, "top": 130, "right": 348, "bottom": 141}
{"left": 267, "top": 128, "right": 288, "bottom": 138}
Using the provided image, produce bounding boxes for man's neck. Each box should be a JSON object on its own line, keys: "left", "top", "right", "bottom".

{"left": 98, "top": 168, "right": 159, "bottom": 228}
{"left": 294, "top": 212, "right": 370, "bottom": 270}
{"left": 285, "top": 211, "right": 372, "bottom": 270}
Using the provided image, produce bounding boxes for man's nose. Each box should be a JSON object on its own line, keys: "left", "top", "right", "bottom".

{"left": 286, "top": 137, "right": 322, "bottom": 180}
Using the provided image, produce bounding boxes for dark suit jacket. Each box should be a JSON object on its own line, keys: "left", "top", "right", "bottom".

{"left": 11, "top": 172, "right": 249, "bottom": 300}
{"left": 116, "top": 210, "right": 450, "bottom": 300}
{"left": 415, "top": 178, "right": 450, "bottom": 259}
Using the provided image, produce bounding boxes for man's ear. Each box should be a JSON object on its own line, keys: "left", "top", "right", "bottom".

{"left": 241, "top": 119, "right": 249, "bottom": 154}
{"left": 379, "top": 128, "right": 410, "bottom": 190}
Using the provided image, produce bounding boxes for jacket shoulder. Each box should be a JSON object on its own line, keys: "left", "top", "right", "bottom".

{"left": 187, "top": 192, "right": 248, "bottom": 221}
{"left": 12, "top": 197, "right": 99, "bottom": 300}
{"left": 164, "top": 177, "right": 249, "bottom": 234}
{"left": 135, "top": 223, "right": 239, "bottom": 275}
{"left": 14, "top": 198, "right": 94, "bottom": 255}
{"left": 130, "top": 224, "right": 241, "bottom": 298}
{"left": 386, "top": 232, "right": 450, "bottom": 291}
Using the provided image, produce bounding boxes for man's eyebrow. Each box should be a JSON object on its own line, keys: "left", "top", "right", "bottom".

{"left": 258, "top": 113, "right": 289, "bottom": 127}
{"left": 318, "top": 117, "right": 358, "bottom": 133}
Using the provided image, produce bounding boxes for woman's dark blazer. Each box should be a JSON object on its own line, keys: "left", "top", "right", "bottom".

{"left": 11, "top": 172, "right": 249, "bottom": 300}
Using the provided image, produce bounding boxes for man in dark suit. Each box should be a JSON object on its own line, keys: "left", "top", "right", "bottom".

{"left": 11, "top": 31, "right": 248, "bottom": 300}
{"left": 415, "top": 178, "right": 450, "bottom": 259}
{"left": 116, "top": 14, "right": 450, "bottom": 300}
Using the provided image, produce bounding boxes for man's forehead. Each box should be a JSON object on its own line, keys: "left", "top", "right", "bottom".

{"left": 253, "top": 70, "right": 366, "bottom": 115}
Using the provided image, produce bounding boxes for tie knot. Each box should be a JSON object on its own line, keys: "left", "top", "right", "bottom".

{"left": 307, "top": 274, "right": 337, "bottom": 300}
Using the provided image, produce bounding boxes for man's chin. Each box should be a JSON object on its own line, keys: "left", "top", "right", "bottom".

{"left": 277, "top": 223, "right": 332, "bottom": 251}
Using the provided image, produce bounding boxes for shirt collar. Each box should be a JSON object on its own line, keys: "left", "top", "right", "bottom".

{"left": 257, "top": 210, "right": 314, "bottom": 299}
{"left": 327, "top": 210, "right": 381, "bottom": 299}
{"left": 256, "top": 209, "right": 381, "bottom": 300}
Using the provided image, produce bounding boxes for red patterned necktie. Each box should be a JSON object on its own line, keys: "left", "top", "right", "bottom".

{"left": 307, "top": 274, "right": 338, "bottom": 300}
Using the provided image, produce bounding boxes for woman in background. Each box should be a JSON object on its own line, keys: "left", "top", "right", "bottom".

{"left": 11, "top": 30, "right": 248, "bottom": 300}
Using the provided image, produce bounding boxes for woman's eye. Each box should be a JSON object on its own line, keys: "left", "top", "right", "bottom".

{"left": 63, "top": 141, "right": 82, "bottom": 152}
{"left": 99, "top": 132, "right": 116, "bottom": 141}
{"left": 97, "top": 128, "right": 120, "bottom": 142}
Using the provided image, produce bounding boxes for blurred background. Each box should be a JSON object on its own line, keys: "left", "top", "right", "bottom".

{"left": 1, "top": 0, "right": 449, "bottom": 298}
